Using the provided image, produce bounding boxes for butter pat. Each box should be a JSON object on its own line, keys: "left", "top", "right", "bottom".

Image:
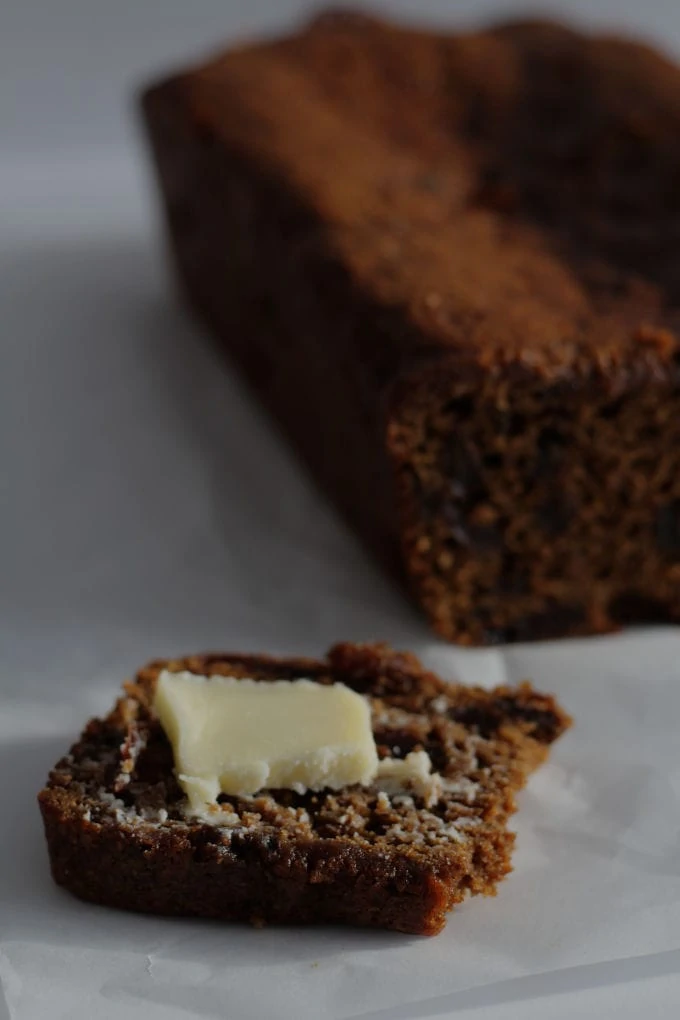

{"left": 154, "top": 670, "right": 379, "bottom": 810}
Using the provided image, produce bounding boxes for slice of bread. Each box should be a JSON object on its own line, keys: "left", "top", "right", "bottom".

{"left": 38, "top": 643, "right": 570, "bottom": 935}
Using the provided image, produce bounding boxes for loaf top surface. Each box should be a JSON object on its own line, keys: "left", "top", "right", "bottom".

{"left": 145, "top": 10, "right": 680, "bottom": 385}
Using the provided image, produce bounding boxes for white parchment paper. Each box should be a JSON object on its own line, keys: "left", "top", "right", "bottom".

{"left": 2, "top": 155, "right": 680, "bottom": 1020}
{"left": 3, "top": 632, "right": 680, "bottom": 1020}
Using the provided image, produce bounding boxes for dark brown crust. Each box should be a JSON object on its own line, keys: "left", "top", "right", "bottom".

{"left": 38, "top": 643, "right": 570, "bottom": 935}
{"left": 141, "top": 11, "right": 680, "bottom": 644}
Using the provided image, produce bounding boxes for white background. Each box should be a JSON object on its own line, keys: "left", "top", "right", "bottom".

{"left": 2, "top": 2, "right": 680, "bottom": 1018}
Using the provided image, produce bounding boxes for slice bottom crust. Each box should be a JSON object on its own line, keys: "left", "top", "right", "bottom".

{"left": 39, "top": 643, "right": 570, "bottom": 934}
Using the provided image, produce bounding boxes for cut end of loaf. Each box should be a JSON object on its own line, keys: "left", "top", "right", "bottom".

{"left": 394, "top": 373, "right": 680, "bottom": 645}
